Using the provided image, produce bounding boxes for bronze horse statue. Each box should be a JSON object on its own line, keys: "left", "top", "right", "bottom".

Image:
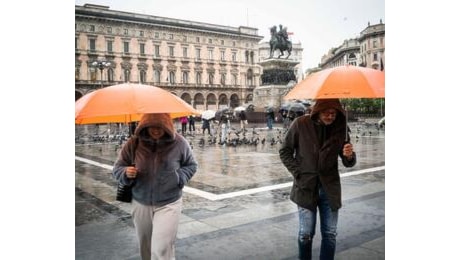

{"left": 269, "top": 25, "right": 292, "bottom": 59}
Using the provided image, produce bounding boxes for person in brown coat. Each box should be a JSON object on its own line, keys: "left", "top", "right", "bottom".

{"left": 279, "top": 99, "right": 356, "bottom": 260}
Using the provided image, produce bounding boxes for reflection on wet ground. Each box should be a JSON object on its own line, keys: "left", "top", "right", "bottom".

{"left": 76, "top": 121, "right": 385, "bottom": 260}
{"left": 77, "top": 122, "right": 384, "bottom": 194}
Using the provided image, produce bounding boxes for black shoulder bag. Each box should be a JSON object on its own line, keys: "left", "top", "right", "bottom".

{"left": 116, "top": 136, "right": 139, "bottom": 203}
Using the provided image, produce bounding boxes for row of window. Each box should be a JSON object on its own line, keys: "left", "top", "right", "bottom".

{"left": 81, "top": 38, "right": 257, "bottom": 63}
{"left": 362, "top": 37, "right": 384, "bottom": 52}
{"left": 78, "top": 68, "right": 243, "bottom": 85}
{"left": 80, "top": 24, "right": 249, "bottom": 47}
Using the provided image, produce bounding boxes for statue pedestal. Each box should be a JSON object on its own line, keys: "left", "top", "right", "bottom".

{"left": 252, "top": 59, "right": 299, "bottom": 111}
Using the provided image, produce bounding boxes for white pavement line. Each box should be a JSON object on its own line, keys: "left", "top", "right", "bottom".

{"left": 182, "top": 186, "right": 219, "bottom": 201}
{"left": 76, "top": 156, "right": 113, "bottom": 171}
{"left": 340, "top": 166, "right": 385, "bottom": 177}
{"left": 75, "top": 156, "right": 384, "bottom": 201}
{"left": 212, "top": 183, "right": 293, "bottom": 201}
{"left": 356, "top": 136, "right": 385, "bottom": 139}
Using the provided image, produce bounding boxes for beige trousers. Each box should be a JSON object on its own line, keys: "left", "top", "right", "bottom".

{"left": 240, "top": 120, "right": 248, "bottom": 129}
{"left": 132, "top": 198, "right": 182, "bottom": 260}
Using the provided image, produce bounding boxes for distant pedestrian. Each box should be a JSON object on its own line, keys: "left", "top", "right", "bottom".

{"left": 266, "top": 109, "right": 275, "bottom": 130}
{"left": 179, "top": 116, "right": 188, "bottom": 135}
{"left": 239, "top": 110, "right": 248, "bottom": 130}
{"left": 129, "top": 122, "right": 138, "bottom": 137}
{"left": 202, "top": 118, "right": 212, "bottom": 135}
{"left": 188, "top": 115, "right": 196, "bottom": 134}
{"left": 279, "top": 99, "right": 356, "bottom": 260}
{"left": 219, "top": 112, "right": 230, "bottom": 144}
{"left": 112, "top": 113, "right": 198, "bottom": 260}
{"left": 280, "top": 109, "right": 289, "bottom": 129}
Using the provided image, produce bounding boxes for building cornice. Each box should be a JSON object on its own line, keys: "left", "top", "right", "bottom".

{"left": 358, "top": 23, "right": 385, "bottom": 41}
{"left": 75, "top": 5, "right": 263, "bottom": 41}
{"left": 320, "top": 40, "right": 360, "bottom": 65}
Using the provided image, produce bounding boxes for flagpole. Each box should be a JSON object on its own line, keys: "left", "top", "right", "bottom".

{"left": 246, "top": 8, "right": 249, "bottom": 26}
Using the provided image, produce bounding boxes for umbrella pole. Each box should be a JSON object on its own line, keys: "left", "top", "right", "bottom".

{"left": 345, "top": 109, "right": 349, "bottom": 143}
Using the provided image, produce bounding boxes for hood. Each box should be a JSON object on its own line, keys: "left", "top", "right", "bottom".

{"left": 134, "top": 113, "right": 175, "bottom": 139}
{"left": 310, "top": 99, "right": 346, "bottom": 127}
{"left": 311, "top": 99, "right": 346, "bottom": 118}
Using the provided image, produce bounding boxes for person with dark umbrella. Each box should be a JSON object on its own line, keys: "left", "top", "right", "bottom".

{"left": 201, "top": 118, "right": 212, "bottom": 135}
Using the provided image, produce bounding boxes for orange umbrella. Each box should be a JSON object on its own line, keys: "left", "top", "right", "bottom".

{"left": 75, "top": 83, "right": 199, "bottom": 124}
{"left": 284, "top": 65, "right": 385, "bottom": 100}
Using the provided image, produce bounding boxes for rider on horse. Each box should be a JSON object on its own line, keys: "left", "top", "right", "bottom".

{"left": 269, "top": 24, "right": 292, "bottom": 59}
{"left": 278, "top": 25, "right": 289, "bottom": 46}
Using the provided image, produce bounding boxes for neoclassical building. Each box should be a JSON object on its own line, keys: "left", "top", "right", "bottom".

{"left": 319, "top": 38, "right": 361, "bottom": 69}
{"left": 75, "top": 4, "right": 263, "bottom": 110}
{"left": 317, "top": 20, "right": 385, "bottom": 72}
{"left": 358, "top": 20, "right": 385, "bottom": 70}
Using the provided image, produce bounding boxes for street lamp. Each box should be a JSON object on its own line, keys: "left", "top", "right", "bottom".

{"left": 91, "top": 60, "right": 112, "bottom": 137}
{"left": 92, "top": 60, "right": 111, "bottom": 88}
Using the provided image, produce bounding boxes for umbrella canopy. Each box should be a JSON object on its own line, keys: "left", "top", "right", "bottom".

{"left": 246, "top": 104, "right": 255, "bottom": 112}
{"left": 285, "top": 102, "right": 306, "bottom": 113}
{"left": 215, "top": 107, "right": 232, "bottom": 120}
{"left": 75, "top": 83, "right": 199, "bottom": 124}
{"left": 201, "top": 110, "right": 216, "bottom": 120}
{"left": 234, "top": 106, "right": 246, "bottom": 112}
{"left": 284, "top": 65, "right": 385, "bottom": 100}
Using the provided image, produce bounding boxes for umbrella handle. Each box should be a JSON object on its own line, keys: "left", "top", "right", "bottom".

{"left": 345, "top": 109, "right": 349, "bottom": 143}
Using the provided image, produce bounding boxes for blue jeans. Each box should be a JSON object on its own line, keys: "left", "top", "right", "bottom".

{"left": 267, "top": 117, "right": 273, "bottom": 129}
{"left": 298, "top": 186, "right": 338, "bottom": 260}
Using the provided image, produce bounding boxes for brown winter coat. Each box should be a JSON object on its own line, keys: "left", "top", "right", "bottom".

{"left": 279, "top": 99, "right": 356, "bottom": 211}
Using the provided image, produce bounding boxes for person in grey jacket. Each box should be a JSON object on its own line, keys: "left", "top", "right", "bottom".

{"left": 113, "top": 113, "right": 198, "bottom": 260}
{"left": 279, "top": 99, "right": 356, "bottom": 260}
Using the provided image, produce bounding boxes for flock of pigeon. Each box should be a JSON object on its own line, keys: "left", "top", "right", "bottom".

{"left": 75, "top": 120, "right": 384, "bottom": 152}
{"left": 189, "top": 127, "right": 286, "bottom": 149}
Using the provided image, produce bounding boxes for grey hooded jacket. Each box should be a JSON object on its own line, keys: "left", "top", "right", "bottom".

{"left": 113, "top": 113, "right": 198, "bottom": 206}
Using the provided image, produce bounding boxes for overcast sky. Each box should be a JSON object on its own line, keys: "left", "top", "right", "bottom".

{"left": 75, "top": 0, "right": 384, "bottom": 71}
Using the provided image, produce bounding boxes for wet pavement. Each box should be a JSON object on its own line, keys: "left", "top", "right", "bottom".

{"left": 75, "top": 120, "right": 385, "bottom": 260}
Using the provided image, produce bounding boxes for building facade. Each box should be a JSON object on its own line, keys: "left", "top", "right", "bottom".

{"left": 316, "top": 20, "right": 385, "bottom": 72}
{"left": 75, "top": 4, "right": 263, "bottom": 110}
{"left": 358, "top": 20, "right": 385, "bottom": 70}
{"left": 319, "top": 38, "right": 361, "bottom": 69}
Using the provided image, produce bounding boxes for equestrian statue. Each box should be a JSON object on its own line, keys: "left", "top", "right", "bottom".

{"left": 269, "top": 24, "right": 292, "bottom": 59}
